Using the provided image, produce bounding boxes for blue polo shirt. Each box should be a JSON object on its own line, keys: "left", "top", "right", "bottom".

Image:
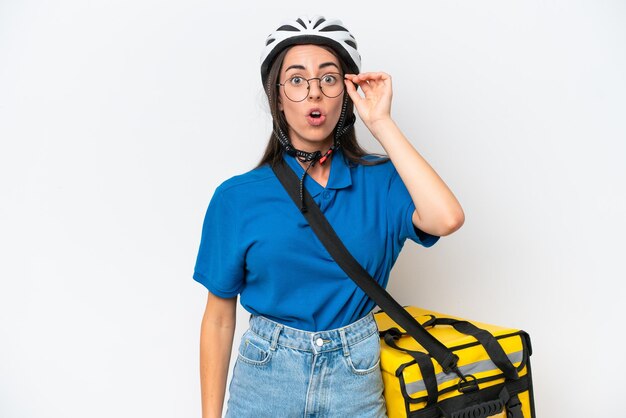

{"left": 193, "top": 149, "right": 439, "bottom": 331}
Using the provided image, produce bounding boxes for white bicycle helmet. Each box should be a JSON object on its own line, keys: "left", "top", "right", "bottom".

{"left": 260, "top": 15, "right": 361, "bottom": 87}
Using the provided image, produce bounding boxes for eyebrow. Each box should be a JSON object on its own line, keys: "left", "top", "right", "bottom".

{"left": 284, "top": 62, "right": 340, "bottom": 73}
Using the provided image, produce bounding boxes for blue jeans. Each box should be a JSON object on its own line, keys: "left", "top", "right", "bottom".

{"left": 225, "top": 313, "right": 388, "bottom": 418}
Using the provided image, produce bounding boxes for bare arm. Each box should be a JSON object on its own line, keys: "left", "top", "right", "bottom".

{"left": 200, "top": 291, "right": 237, "bottom": 418}
{"left": 369, "top": 118, "right": 464, "bottom": 237}
{"left": 345, "top": 72, "right": 465, "bottom": 237}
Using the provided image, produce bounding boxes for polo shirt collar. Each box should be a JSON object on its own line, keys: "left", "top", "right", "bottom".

{"left": 282, "top": 148, "right": 353, "bottom": 197}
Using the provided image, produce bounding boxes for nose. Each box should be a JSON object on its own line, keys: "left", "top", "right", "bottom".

{"left": 307, "top": 79, "right": 323, "bottom": 100}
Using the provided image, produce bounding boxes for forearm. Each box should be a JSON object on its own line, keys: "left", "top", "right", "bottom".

{"left": 200, "top": 296, "right": 237, "bottom": 418}
{"left": 371, "top": 118, "right": 465, "bottom": 236}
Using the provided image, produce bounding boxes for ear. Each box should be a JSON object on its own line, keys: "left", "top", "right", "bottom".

{"left": 278, "top": 95, "right": 283, "bottom": 112}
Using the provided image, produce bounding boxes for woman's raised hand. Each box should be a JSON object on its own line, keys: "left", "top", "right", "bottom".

{"left": 344, "top": 72, "right": 394, "bottom": 135}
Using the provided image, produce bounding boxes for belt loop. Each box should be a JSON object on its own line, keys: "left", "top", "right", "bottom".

{"left": 339, "top": 328, "right": 350, "bottom": 357}
{"left": 270, "top": 323, "right": 283, "bottom": 351}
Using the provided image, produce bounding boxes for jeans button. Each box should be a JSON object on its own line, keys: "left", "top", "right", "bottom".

{"left": 315, "top": 338, "right": 324, "bottom": 347}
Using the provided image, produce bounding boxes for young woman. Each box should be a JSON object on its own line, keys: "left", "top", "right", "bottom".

{"left": 194, "top": 15, "right": 464, "bottom": 418}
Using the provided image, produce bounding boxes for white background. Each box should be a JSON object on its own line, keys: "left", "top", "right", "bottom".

{"left": 1, "top": 1, "right": 625, "bottom": 417}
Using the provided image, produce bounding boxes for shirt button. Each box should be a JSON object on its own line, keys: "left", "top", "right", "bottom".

{"left": 322, "top": 191, "right": 331, "bottom": 199}
{"left": 315, "top": 338, "right": 324, "bottom": 347}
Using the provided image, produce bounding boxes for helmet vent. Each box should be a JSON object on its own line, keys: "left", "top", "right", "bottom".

{"left": 277, "top": 25, "right": 299, "bottom": 32}
{"left": 313, "top": 18, "right": 326, "bottom": 29}
{"left": 319, "top": 25, "right": 349, "bottom": 33}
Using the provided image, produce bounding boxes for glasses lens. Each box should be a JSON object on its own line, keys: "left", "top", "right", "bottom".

{"left": 282, "top": 73, "right": 344, "bottom": 102}
{"left": 284, "top": 76, "right": 308, "bottom": 102}
{"left": 319, "top": 73, "right": 343, "bottom": 98}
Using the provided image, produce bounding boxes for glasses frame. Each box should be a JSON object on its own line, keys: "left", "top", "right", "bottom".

{"left": 277, "top": 72, "right": 345, "bottom": 102}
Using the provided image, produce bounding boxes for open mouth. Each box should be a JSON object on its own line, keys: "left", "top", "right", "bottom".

{"left": 306, "top": 109, "right": 325, "bottom": 126}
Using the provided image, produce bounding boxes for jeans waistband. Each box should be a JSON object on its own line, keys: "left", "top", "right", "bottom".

{"left": 248, "top": 313, "right": 379, "bottom": 354}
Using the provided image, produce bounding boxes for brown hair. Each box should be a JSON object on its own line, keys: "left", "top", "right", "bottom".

{"left": 256, "top": 45, "right": 388, "bottom": 168}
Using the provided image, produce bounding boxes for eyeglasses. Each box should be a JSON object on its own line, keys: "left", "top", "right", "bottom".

{"left": 277, "top": 72, "right": 344, "bottom": 102}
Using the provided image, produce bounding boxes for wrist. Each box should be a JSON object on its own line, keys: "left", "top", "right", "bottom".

{"left": 369, "top": 117, "right": 397, "bottom": 141}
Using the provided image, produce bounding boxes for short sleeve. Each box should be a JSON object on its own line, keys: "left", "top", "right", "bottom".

{"left": 387, "top": 169, "right": 440, "bottom": 248}
{"left": 193, "top": 187, "right": 245, "bottom": 297}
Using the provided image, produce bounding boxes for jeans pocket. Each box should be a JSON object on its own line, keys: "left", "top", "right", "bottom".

{"left": 346, "top": 331, "right": 381, "bottom": 375}
{"left": 237, "top": 330, "right": 272, "bottom": 366}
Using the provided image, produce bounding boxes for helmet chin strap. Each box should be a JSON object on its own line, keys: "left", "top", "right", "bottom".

{"left": 276, "top": 94, "right": 355, "bottom": 212}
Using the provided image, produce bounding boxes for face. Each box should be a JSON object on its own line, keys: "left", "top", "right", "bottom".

{"left": 278, "top": 44, "right": 344, "bottom": 152}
